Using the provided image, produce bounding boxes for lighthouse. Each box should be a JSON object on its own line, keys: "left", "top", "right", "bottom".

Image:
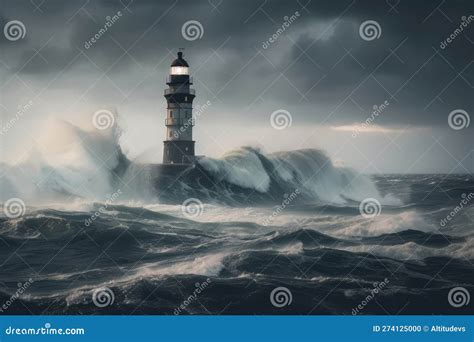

{"left": 163, "top": 52, "right": 195, "bottom": 164}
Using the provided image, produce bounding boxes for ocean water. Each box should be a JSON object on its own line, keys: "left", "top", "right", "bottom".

{"left": 0, "top": 123, "right": 473, "bottom": 315}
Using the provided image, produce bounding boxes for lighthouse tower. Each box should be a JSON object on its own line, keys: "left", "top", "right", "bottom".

{"left": 163, "top": 52, "right": 195, "bottom": 164}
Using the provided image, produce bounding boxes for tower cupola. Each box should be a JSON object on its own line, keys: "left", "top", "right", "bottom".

{"left": 170, "top": 52, "right": 189, "bottom": 75}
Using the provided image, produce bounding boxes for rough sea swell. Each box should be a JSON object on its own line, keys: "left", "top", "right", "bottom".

{"left": 0, "top": 122, "right": 473, "bottom": 315}
{"left": 145, "top": 146, "right": 390, "bottom": 206}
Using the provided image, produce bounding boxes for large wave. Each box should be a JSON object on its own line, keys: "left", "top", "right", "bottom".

{"left": 0, "top": 120, "right": 131, "bottom": 204}
{"left": 152, "top": 146, "right": 397, "bottom": 206}
{"left": 0, "top": 120, "right": 390, "bottom": 206}
{"left": 198, "top": 147, "right": 383, "bottom": 204}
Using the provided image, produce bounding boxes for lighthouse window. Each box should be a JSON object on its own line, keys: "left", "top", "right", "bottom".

{"left": 170, "top": 111, "right": 173, "bottom": 117}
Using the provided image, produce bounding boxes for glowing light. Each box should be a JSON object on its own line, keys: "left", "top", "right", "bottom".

{"left": 170, "top": 66, "right": 189, "bottom": 75}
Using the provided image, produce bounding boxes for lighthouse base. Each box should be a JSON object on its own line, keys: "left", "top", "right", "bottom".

{"left": 163, "top": 140, "right": 195, "bottom": 164}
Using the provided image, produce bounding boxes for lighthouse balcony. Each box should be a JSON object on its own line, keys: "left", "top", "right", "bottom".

{"left": 165, "top": 118, "right": 195, "bottom": 126}
{"left": 164, "top": 88, "right": 195, "bottom": 96}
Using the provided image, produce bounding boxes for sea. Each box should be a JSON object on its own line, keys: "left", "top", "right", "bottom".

{"left": 0, "top": 122, "right": 472, "bottom": 315}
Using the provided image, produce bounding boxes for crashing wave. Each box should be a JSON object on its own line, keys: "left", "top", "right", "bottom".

{"left": 198, "top": 147, "right": 382, "bottom": 203}
{"left": 1, "top": 120, "right": 389, "bottom": 206}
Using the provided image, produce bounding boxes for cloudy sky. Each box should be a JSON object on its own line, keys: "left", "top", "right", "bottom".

{"left": 0, "top": 0, "right": 473, "bottom": 173}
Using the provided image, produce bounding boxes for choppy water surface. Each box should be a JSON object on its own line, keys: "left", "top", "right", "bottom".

{"left": 1, "top": 171, "right": 472, "bottom": 315}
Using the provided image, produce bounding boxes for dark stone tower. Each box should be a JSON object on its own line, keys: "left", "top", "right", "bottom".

{"left": 163, "top": 52, "right": 195, "bottom": 164}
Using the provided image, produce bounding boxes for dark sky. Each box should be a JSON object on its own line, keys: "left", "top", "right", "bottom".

{"left": 0, "top": 0, "right": 473, "bottom": 173}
